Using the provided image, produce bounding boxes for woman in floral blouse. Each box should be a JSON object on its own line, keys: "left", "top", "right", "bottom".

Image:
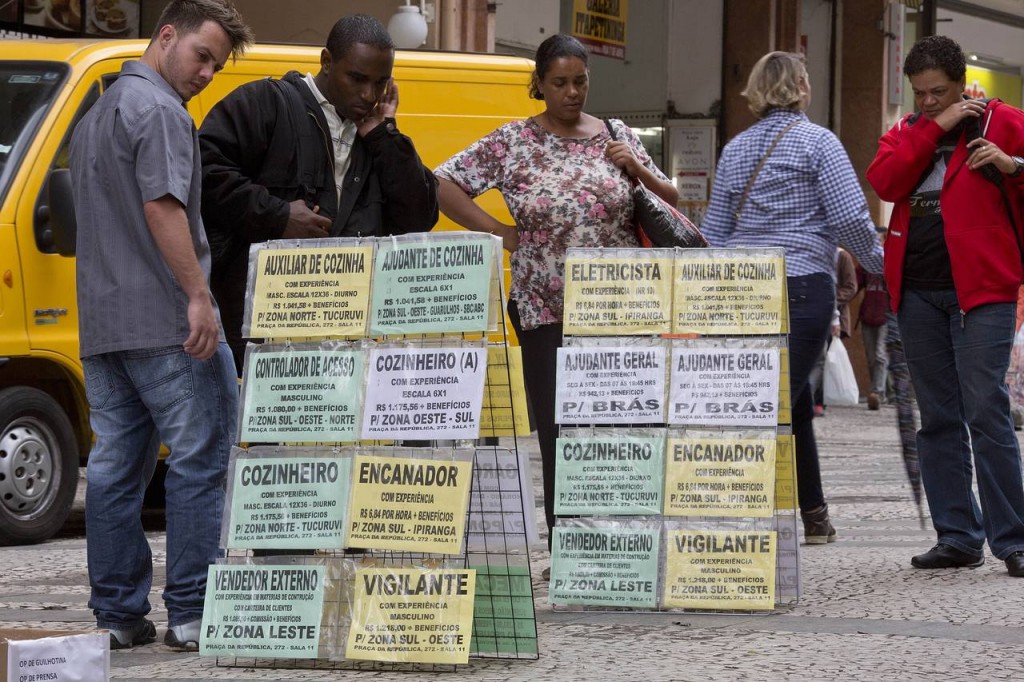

{"left": 434, "top": 34, "right": 678, "bottom": 558}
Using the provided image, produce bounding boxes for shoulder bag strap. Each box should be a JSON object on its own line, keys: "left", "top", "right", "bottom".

{"left": 735, "top": 119, "right": 801, "bottom": 221}
{"left": 604, "top": 118, "right": 618, "bottom": 140}
{"left": 972, "top": 101, "right": 1024, "bottom": 267}
{"left": 604, "top": 119, "right": 640, "bottom": 188}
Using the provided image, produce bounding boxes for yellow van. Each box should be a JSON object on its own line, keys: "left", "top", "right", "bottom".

{"left": 0, "top": 39, "right": 539, "bottom": 544}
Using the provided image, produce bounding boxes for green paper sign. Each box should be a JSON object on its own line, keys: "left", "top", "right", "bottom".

{"left": 550, "top": 525, "right": 660, "bottom": 608}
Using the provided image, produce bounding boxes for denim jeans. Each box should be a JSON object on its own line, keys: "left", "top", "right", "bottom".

{"left": 787, "top": 273, "right": 836, "bottom": 512}
{"left": 83, "top": 343, "right": 237, "bottom": 629}
{"left": 898, "top": 289, "right": 1024, "bottom": 559}
{"left": 861, "top": 323, "right": 889, "bottom": 396}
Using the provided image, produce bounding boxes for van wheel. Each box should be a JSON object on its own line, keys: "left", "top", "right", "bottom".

{"left": 0, "top": 387, "right": 78, "bottom": 545}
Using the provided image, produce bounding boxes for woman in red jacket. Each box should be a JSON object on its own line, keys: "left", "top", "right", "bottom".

{"left": 866, "top": 35, "right": 1024, "bottom": 578}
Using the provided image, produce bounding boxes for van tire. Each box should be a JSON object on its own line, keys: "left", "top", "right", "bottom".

{"left": 0, "top": 387, "right": 78, "bottom": 545}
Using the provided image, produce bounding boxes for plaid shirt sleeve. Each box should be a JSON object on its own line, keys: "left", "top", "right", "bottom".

{"left": 815, "top": 130, "right": 884, "bottom": 273}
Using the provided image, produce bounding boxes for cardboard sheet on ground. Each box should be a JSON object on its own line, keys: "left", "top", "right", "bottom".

{"left": 662, "top": 528, "right": 776, "bottom": 610}
{"left": 550, "top": 521, "right": 661, "bottom": 608}
{"left": 222, "top": 448, "right": 351, "bottom": 550}
{"left": 562, "top": 249, "right": 673, "bottom": 335}
{"left": 361, "top": 342, "right": 487, "bottom": 440}
{"left": 556, "top": 341, "right": 667, "bottom": 424}
{"left": 244, "top": 240, "right": 373, "bottom": 339}
{"left": 369, "top": 233, "right": 500, "bottom": 335}
{"left": 554, "top": 429, "right": 666, "bottom": 515}
{"left": 201, "top": 564, "right": 326, "bottom": 658}
{"left": 238, "top": 343, "right": 364, "bottom": 443}
{"left": 345, "top": 568, "right": 476, "bottom": 664}
{"left": 672, "top": 249, "right": 786, "bottom": 335}
{"left": 667, "top": 340, "right": 780, "bottom": 426}
{"left": 663, "top": 430, "right": 776, "bottom": 517}
{"left": 346, "top": 450, "right": 473, "bottom": 553}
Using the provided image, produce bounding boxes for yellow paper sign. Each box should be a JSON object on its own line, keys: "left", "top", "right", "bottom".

{"left": 662, "top": 529, "right": 776, "bottom": 610}
{"left": 672, "top": 252, "right": 786, "bottom": 335}
{"left": 346, "top": 455, "right": 472, "bottom": 553}
{"left": 346, "top": 568, "right": 476, "bottom": 664}
{"left": 247, "top": 245, "right": 374, "bottom": 338}
{"left": 571, "top": 0, "right": 628, "bottom": 59}
{"left": 563, "top": 254, "right": 674, "bottom": 335}
{"left": 777, "top": 345, "right": 791, "bottom": 425}
{"left": 775, "top": 434, "right": 797, "bottom": 511}
{"left": 479, "top": 345, "right": 531, "bottom": 437}
{"left": 664, "top": 431, "right": 776, "bottom": 517}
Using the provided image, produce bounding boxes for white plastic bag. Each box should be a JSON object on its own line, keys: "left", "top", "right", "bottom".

{"left": 823, "top": 339, "right": 859, "bottom": 406}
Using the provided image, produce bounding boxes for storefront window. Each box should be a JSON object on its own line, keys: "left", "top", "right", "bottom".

{"left": 1, "top": 0, "right": 139, "bottom": 37}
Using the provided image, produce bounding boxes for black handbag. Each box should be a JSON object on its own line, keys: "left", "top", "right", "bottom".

{"left": 604, "top": 119, "right": 708, "bottom": 248}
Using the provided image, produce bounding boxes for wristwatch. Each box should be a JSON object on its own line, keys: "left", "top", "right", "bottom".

{"left": 1011, "top": 156, "right": 1024, "bottom": 177}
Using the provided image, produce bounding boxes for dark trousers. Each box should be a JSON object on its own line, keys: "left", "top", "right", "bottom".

{"left": 787, "top": 273, "right": 836, "bottom": 513}
{"left": 507, "top": 301, "right": 561, "bottom": 548}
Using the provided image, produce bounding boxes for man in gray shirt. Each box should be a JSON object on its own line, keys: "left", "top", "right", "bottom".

{"left": 69, "top": 0, "right": 252, "bottom": 652}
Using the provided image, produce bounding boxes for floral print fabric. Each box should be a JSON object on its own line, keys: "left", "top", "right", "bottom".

{"left": 435, "top": 118, "right": 668, "bottom": 330}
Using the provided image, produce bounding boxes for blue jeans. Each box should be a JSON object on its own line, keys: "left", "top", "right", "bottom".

{"left": 898, "top": 289, "right": 1024, "bottom": 559}
{"left": 788, "top": 273, "right": 836, "bottom": 512}
{"left": 83, "top": 343, "right": 237, "bottom": 629}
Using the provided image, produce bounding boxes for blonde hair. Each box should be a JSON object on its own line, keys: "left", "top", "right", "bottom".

{"left": 742, "top": 51, "right": 807, "bottom": 119}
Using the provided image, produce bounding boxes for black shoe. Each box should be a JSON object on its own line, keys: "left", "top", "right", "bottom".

{"left": 801, "top": 503, "right": 837, "bottom": 544}
{"left": 164, "top": 618, "right": 201, "bottom": 651}
{"left": 1006, "top": 551, "right": 1024, "bottom": 577}
{"left": 911, "top": 543, "right": 984, "bottom": 569}
{"left": 109, "top": 619, "right": 157, "bottom": 650}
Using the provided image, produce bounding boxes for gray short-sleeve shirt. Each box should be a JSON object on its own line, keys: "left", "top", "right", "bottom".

{"left": 70, "top": 60, "right": 222, "bottom": 357}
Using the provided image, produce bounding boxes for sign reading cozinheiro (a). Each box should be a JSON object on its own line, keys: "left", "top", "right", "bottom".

{"left": 240, "top": 345, "right": 364, "bottom": 443}
{"left": 361, "top": 345, "right": 487, "bottom": 440}
{"left": 201, "top": 565, "right": 326, "bottom": 659}
{"left": 555, "top": 345, "right": 667, "bottom": 424}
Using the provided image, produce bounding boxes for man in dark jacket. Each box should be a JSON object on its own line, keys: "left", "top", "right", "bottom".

{"left": 199, "top": 14, "right": 439, "bottom": 373}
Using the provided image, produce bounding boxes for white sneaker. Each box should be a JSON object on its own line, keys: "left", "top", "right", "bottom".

{"left": 164, "top": 618, "right": 201, "bottom": 651}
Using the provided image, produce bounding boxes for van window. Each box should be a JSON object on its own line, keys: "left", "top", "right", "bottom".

{"left": 0, "top": 63, "right": 68, "bottom": 207}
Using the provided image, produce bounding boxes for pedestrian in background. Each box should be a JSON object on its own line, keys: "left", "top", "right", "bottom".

{"left": 200, "top": 14, "right": 438, "bottom": 375}
{"left": 702, "top": 51, "right": 883, "bottom": 545}
{"left": 434, "top": 34, "right": 678, "bottom": 564}
{"left": 810, "top": 247, "right": 858, "bottom": 416}
{"left": 867, "top": 35, "right": 1024, "bottom": 577}
{"left": 69, "top": 0, "right": 252, "bottom": 650}
{"left": 856, "top": 244, "right": 891, "bottom": 410}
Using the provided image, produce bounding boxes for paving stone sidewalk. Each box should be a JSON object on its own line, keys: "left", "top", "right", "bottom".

{"left": 1, "top": 404, "right": 1021, "bottom": 681}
